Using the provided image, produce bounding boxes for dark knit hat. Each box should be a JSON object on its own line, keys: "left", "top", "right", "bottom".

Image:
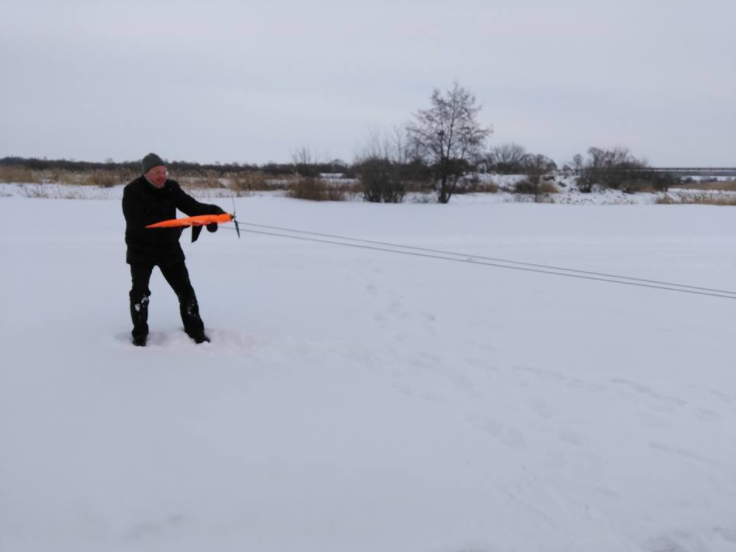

{"left": 142, "top": 153, "right": 166, "bottom": 174}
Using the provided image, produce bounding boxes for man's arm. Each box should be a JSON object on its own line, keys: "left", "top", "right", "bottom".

{"left": 171, "top": 181, "right": 225, "bottom": 217}
{"left": 122, "top": 185, "right": 148, "bottom": 240}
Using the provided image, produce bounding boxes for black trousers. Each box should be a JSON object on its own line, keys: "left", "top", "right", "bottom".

{"left": 129, "top": 261, "right": 205, "bottom": 338}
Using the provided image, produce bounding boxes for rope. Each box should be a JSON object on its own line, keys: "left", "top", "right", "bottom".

{"left": 218, "top": 223, "right": 736, "bottom": 300}
{"left": 237, "top": 222, "right": 736, "bottom": 296}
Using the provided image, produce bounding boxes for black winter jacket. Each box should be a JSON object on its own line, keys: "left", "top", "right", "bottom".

{"left": 122, "top": 176, "right": 223, "bottom": 265}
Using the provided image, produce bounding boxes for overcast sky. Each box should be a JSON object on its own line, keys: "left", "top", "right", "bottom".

{"left": 1, "top": 0, "right": 734, "bottom": 166}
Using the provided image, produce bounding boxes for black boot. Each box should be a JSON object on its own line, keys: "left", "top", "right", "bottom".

{"left": 130, "top": 293, "right": 150, "bottom": 346}
{"left": 192, "top": 332, "right": 210, "bottom": 344}
{"left": 132, "top": 334, "right": 147, "bottom": 347}
{"left": 180, "top": 295, "right": 208, "bottom": 343}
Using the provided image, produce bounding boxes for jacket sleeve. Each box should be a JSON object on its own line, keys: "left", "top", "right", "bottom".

{"left": 170, "top": 181, "right": 225, "bottom": 217}
{"left": 122, "top": 184, "right": 147, "bottom": 240}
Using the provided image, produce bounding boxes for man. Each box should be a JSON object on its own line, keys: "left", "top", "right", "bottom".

{"left": 123, "top": 153, "right": 225, "bottom": 346}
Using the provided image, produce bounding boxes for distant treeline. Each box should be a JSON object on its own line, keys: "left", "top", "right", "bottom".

{"left": 4, "top": 83, "right": 728, "bottom": 204}
{"left": 0, "top": 156, "right": 354, "bottom": 178}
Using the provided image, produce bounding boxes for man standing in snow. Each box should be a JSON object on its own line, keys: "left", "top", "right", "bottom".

{"left": 122, "top": 153, "right": 225, "bottom": 347}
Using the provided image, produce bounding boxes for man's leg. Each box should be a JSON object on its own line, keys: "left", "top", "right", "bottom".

{"left": 159, "top": 261, "right": 209, "bottom": 342}
{"left": 129, "top": 263, "right": 154, "bottom": 345}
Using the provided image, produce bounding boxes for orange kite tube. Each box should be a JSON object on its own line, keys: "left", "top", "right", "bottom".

{"left": 146, "top": 213, "right": 234, "bottom": 229}
{"left": 146, "top": 213, "right": 239, "bottom": 242}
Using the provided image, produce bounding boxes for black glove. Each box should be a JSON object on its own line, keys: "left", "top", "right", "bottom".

{"left": 206, "top": 223, "right": 218, "bottom": 233}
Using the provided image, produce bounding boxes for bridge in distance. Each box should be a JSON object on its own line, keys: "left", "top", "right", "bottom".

{"left": 561, "top": 167, "right": 736, "bottom": 178}
{"left": 647, "top": 167, "right": 736, "bottom": 177}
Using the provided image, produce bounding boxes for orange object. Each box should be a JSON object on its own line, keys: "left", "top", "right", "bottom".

{"left": 146, "top": 213, "right": 239, "bottom": 242}
{"left": 146, "top": 213, "right": 234, "bottom": 229}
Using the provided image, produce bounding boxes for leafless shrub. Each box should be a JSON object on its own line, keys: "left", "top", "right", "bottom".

{"left": 484, "top": 143, "right": 529, "bottom": 173}
{"left": 356, "top": 157, "right": 406, "bottom": 202}
{"left": 355, "top": 127, "right": 408, "bottom": 203}
{"left": 572, "top": 147, "right": 654, "bottom": 192}
{"left": 512, "top": 175, "right": 558, "bottom": 204}
{"left": 292, "top": 147, "right": 320, "bottom": 179}
{"left": 514, "top": 178, "right": 558, "bottom": 194}
{"left": 511, "top": 152, "right": 559, "bottom": 201}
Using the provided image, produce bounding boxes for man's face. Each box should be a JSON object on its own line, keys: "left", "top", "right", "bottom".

{"left": 145, "top": 166, "right": 168, "bottom": 188}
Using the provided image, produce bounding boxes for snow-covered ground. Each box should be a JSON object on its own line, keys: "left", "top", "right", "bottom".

{"left": 0, "top": 189, "right": 735, "bottom": 552}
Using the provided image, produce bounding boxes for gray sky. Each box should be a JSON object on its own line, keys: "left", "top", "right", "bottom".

{"left": 1, "top": 0, "right": 734, "bottom": 166}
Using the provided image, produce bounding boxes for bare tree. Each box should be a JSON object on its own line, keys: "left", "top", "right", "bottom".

{"left": 355, "top": 127, "right": 408, "bottom": 203}
{"left": 407, "top": 83, "right": 492, "bottom": 203}
{"left": 513, "top": 154, "right": 558, "bottom": 202}
{"left": 523, "top": 153, "right": 557, "bottom": 174}
{"left": 486, "top": 143, "right": 529, "bottom": 173}
{"left": 571, "top": 154, "right": 585, "bottom": 174}
{"left": 291, "top": 146, "right": 319, "bottom": 178}
{"left": 574, "top": 146, "right": 647, "bottom": 192}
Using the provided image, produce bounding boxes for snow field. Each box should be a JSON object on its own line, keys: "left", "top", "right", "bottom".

{"left": 0, "top": 195, "right": 735, "bottom": 552}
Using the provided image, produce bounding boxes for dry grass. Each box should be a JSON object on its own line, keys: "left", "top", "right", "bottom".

{"left": 513, "top": 178, "right": 559, "bottom": 195}
{"left": 0, "top": 167, "right": 133, "bottom": 187}
{"left": 230, "top": 172, "right": 276, "bottom": 192}
{"left": 83, "top": 170, "right": 121, "bottom": 187}
{"left": 657, "top": 193, "right": 736, "bottom": 206}
{"left": 539, "top": 182, "right": 559, "bottom": 194}
{"left": 57, "top": 171, "right": 85, "bottom": 185}
{"left": 0, "top": 165, "right": 288, "bottom": 193}
{"left": 0, "top": 166, "right": 42, "bottom": 184}
{"left": 402, "top": 180, "right": 435, "bottom": 194}
{"left": 620, "top": 179, "right": 659, "bottom": 194}
{"left": 286, "top": 177, "right": 352, "bottom": 201}
{"left": 455, "top": 176, "right": 499, "bottom": 194}
{"left": 195, "top": 171, "right": 227, "bottom": 189}
{"left": 180, "top": 171, "right": 283, "bottom": 193}
{"left": 672, "top": 180, "right": 736, "bottom": 192}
